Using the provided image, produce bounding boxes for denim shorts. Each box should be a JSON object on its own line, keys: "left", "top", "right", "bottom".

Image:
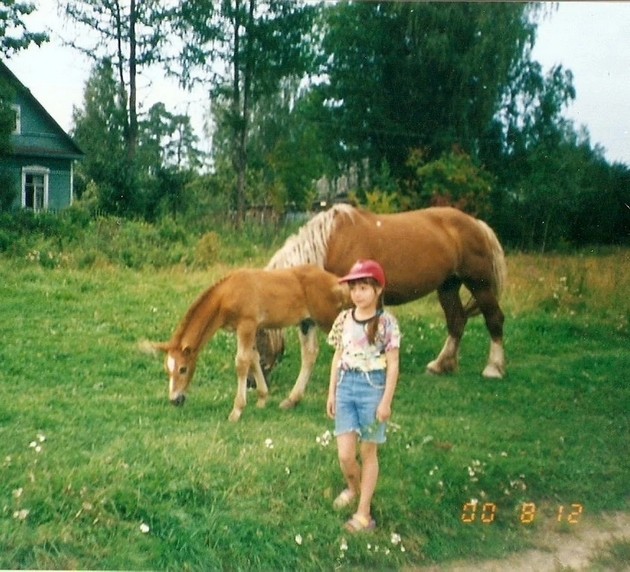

{"left": 334, "top": 369, "right": 387, "bottom": 444}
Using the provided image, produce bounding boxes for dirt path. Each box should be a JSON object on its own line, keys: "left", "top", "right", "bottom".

{"left": 420, "top": 511, "right": 630, "bottom": 571}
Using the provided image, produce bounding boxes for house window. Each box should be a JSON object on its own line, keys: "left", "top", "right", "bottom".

{"left": 11, "top": 104, "right": 21, "bottom": 134}
{"left": 22, "top": 167, "right": 49, "bottom": 211}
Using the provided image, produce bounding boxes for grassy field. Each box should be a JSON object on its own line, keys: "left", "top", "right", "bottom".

{"left": 0, "top": 248, "right": 629, "bottom": 570}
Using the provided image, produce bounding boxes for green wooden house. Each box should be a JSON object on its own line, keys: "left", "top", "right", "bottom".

{"left": 0, "top": 60, "right": 83, "bottom": 211}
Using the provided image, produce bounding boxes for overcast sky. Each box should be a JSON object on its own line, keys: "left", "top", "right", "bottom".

{"left": 6, "top": 2, "right": 630, "bottom": 166}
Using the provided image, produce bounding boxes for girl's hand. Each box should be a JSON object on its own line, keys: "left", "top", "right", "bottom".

{"left": 376, "top": 401, "right": 391, "bottom": 423}
{"left": 326, "top": 395, "right": 336, "bottom": 419}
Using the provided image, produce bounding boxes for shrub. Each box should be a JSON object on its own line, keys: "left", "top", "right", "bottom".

{"left": 194, "top": 231, "right": 222, "bottom": 267}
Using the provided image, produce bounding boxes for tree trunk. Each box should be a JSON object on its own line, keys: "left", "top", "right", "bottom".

{"left": 127, "top": 0, "right": 138, "bottom": 162}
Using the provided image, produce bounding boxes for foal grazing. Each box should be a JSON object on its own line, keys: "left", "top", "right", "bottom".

{"left": 152, "top": 265, "right": 350, "bottom": 421}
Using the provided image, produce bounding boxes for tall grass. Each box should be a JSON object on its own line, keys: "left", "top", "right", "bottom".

{"left": 0, "top": 247, "right": 628, "bottom": 569}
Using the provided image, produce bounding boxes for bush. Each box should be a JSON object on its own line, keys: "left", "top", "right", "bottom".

{"left": 194, "top": 231, "right": 222, "bottom": 267}
{"left": 0, "top": 168, "right": 17, "bottom": 212}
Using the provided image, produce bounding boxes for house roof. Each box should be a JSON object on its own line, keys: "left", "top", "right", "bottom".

{"left": 0, "top": 59, "right": 84, "bottom": 160}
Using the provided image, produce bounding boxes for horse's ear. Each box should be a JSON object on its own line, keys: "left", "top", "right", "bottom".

{"left": 138, "top": 340, "right": 169, "bottom": 355}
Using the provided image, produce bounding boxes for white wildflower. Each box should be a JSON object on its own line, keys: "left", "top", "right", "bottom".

{"left": 340, "top": 538, "right": 348, "bottom": 552}
{"left": 390, "top": 532, "right": 402, "bottom": 546}
{"left": 13, "top": 509, "right": 30, "bottom": 521}
{"left": 316, "top": 430, "right": 332, "bottom": 447}
{"left": 140, "top": 523, "right": 150, "bottom": 534}
{"left": 37, "top": 433, "right": 46, "bottom": 443}
{"left": 295, "top": 534, "right": 303, "bottom": 545}
{"left": 13, "top": 487, "right": 23, "bottom": 498}
{"left": 264, "top": 438, "right": 274, "bottom": 449}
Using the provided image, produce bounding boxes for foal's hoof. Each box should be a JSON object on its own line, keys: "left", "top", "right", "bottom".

{"left": 256, "top": 398, "right": 267, "bottom": 409}
{"left": 279, "top": 398, "right": 297, "bottom": 410}
{"left": 228, "top": 409, "right": 242, "bottom": 422}
{"left": 482, "top": 364, "right": 504, "bottom": 379}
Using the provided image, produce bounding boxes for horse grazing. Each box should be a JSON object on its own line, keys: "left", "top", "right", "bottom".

{"left": 151, "top": 265, "right": 350, "bottom": 422}
{"left": 261, "top": 205, "right": 507, "bottom": 409}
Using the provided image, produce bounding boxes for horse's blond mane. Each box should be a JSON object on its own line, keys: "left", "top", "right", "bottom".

{"left": 266, "top": 204, "right": 356, "bottom": 270}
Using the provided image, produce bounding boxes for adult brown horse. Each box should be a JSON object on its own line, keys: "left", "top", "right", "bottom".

{"left": 261, "top": 204, "right": 507, "bottom": 409}
{"left": 149, "top": 264, "right": 350, "bottom": 421}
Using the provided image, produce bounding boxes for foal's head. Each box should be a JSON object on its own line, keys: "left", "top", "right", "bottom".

{"left": 160, "top": 344, "right": 197, "bottom": 406}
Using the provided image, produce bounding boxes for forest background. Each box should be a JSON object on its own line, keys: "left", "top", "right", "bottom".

{"left": 0, "top": 1, "right": 628, "bottom": 253}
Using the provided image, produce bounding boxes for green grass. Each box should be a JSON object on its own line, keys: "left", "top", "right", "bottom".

{"left": 0, "top": 250, "right": 629, "bottom": 570}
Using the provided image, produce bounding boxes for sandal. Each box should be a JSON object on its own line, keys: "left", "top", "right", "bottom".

{"left": 333, "top": 489, "right": 356, "bottom": 510}
{"left": 344, "top": 514, "right": 376, "bottom": 533}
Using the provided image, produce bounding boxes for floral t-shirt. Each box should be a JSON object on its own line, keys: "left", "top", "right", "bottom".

{"left": 327, "top": 308, "right": 401, "bottom": 372}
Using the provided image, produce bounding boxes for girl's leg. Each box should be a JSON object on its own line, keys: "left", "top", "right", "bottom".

{"left": 356, "top": 441, "right": 379, "bottom": 521}
{"left": 336, "top": 432, "right": 361, "bottom": 498}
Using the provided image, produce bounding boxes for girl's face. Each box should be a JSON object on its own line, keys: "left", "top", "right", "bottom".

{"left": 349, "top": 281, "right": 382, "bottom": 312}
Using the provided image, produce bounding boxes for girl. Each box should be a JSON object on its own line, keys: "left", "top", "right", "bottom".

{"left": 326, "top": 259, "right": 401, "bottom": 533}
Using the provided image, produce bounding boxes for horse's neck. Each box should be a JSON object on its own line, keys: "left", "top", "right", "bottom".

{"left": 177, "top": 292, "right": 224, "bottom": 352}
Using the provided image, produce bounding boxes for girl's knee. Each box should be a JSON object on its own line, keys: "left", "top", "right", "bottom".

{"left": 360, "top": 441, "right": 379, "bottom": 461}
{"left": 338, "top": 448, "right": 357, "bottom": 467}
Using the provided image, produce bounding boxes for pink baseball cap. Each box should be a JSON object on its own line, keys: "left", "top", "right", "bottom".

{"left": 339, "top": 259, "right": 386, "bottom": 287}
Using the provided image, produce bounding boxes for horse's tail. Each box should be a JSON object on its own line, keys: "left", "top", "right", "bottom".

{"left": 464, "top": 219, "right": 507, "bottom": 317}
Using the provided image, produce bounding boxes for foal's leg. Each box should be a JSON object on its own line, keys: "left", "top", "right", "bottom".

{"left": 280, "top": 321, "right": 319, "bottom": 410}
{"left": 427, "top": 282, "right": 467, "bottom": 375}
{"left": 249, "top": 347, "right": 270, "bottom": 409}
{"left": 230, "top": 325, "right": 263, "bottom": 422}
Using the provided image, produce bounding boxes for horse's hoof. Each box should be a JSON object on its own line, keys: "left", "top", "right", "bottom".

{"left": 256, "top": 398, "right": 267, "bottom": 409}
{"left": 482, "top": 365, "right": 504, "bottom": 379}
{"left": 426, "top": 362, "right": 441, "bottom": 375}
{"left": 427, "top": 359, "right": 457, "bottom": 375}
{"left": 279, "top": 398, "right": 297, "bottom": 410}
{"left": 228, "top": 409, "right": 242, "bottom": 422}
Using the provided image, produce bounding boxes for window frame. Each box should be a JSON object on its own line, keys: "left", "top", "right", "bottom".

{"left": 11, "top": 104, "right": 21, "bottom": 134}
{"left": 22, "top": 166, "right": 50, "bottom": 212}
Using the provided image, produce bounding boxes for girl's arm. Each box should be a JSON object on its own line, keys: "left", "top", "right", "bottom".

{"left": 376, "top": 347, "right": 400, "bottom": 422}
{"left": 327, "top": 348, "right": 342, "bottom": 419}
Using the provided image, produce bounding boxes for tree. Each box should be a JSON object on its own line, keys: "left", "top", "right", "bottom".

{"left": 401, "top": 147, "right": 494, "bottom": 218}
{"left": 483, "top": 60, "right": 578, "bottom": 250}
{"left": 137, "top": 102, "right": 204, "bottom": 220}
{"left": 0, "top": 1, "right": 47, "bottom": 56}
{"left": 0, "top": 1, "right": 48, "bottom": 157}
{"left": 72, "top": 59, "right": 133, "bottom": 214}
{"left": 238, "top": 78, "right": 331, "bottom": 212}
{"left": 312, "top": 2, "right": 538, "bottom": 180}
{"left": 62, "top": 0, "right": 176, "bottom": 214}
{"left": 174, "top": 0, "right": 316, "bottom": 225}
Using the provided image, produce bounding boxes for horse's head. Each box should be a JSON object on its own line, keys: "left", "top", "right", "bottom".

{"left": 254, "top": 329, "right": 285, "bottom": 381}
{"left": 154, "top": 343, "right": 198, "bottom": 406}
